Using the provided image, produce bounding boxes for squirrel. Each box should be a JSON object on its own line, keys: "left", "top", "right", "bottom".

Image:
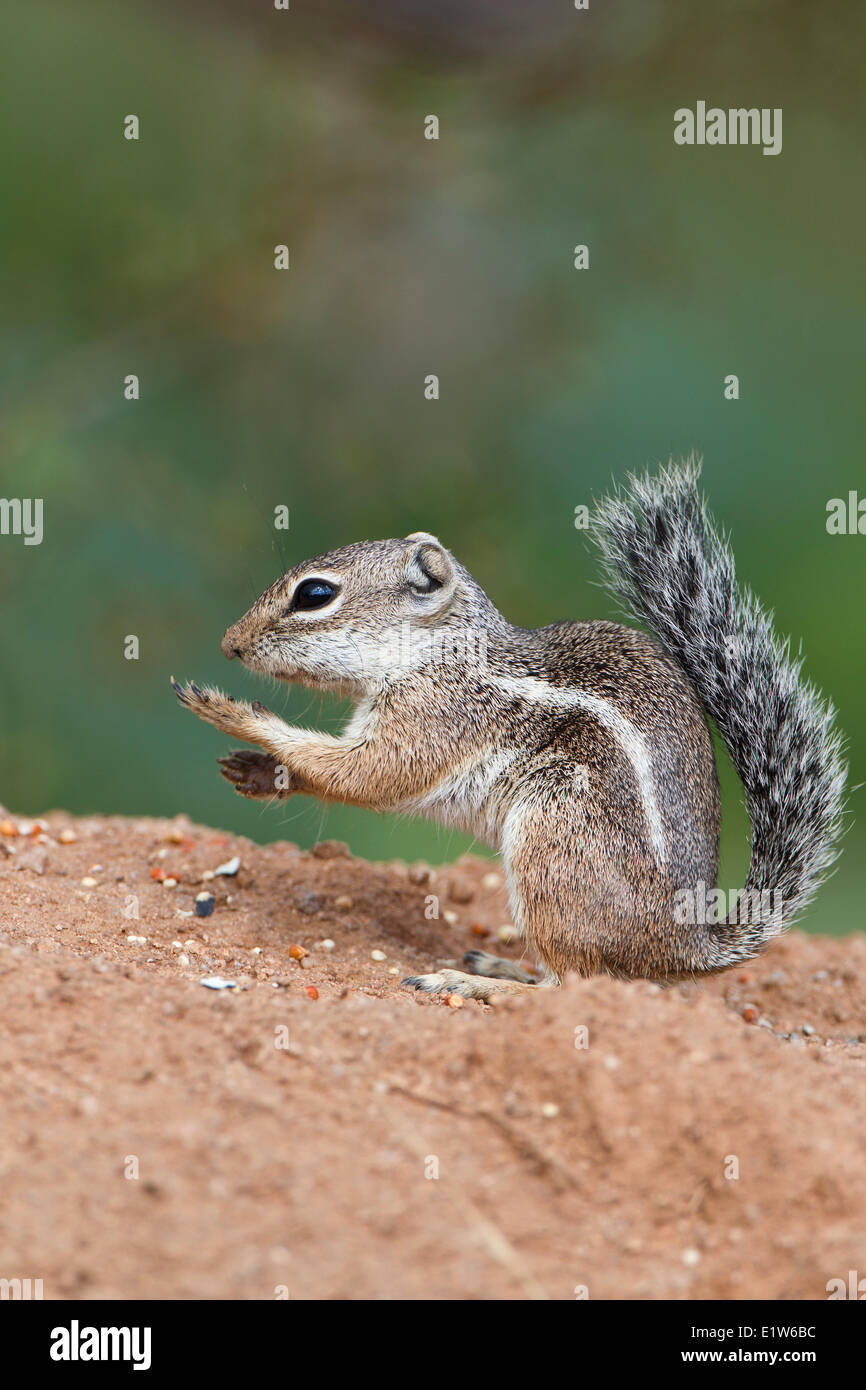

{"left": 172, "top": 457, "right": 847, "bottom": 999}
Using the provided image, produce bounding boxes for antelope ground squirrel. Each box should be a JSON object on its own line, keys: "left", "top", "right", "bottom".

{"left": 172, "top": 459, "right": 846, "bottom": 998}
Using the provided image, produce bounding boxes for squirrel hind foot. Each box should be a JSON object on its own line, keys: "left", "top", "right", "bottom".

{"left": 461, "top": 949, "right": 538, "bottom": 984}
{"left": 402, "top": 968, "right": 541, "bottom": 1001}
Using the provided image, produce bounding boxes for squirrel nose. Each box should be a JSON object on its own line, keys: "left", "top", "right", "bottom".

{"left": 221, "top": 629, "right": 244, "bottom": 661}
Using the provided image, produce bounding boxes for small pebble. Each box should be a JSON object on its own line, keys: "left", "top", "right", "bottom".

{"left": 742, "top": 1004, "right": 759, "bottom": 1024}
{"left": 58, "top": 829, "right": 77, "bottom": 844}
{"left": 200, "top": 976, "right": 237, "bottom": 991}
{"left": 317, "top": 939, "right": 336, "bottom": 952}
{"left": 408, "top": 865, "right": 430, "bottom": 886}
{"left": 481, "top": 872, "right": 502, "bottom": 891}
{"left": 311, "top": 840, "right": 350, "bottom": 860}
{"left": 214, "top": 856, "right": 241, "bottom": 877}
{"left": 471, "top": 924, "right": 490, "bottom": 937}
{"left": 541, "top": 1102, "right": 559, "bottom": 1118}
{"left": 334, "top": 895, "right": 353, "bottom": 911}
{"left": 0, "top": 820, "right": 19, "bottom": 837}
{"left": 201, "top": 870, "right": 215, "bottom": 882}
{"left": 162, "top": 877, "right": 178, "bottom": 889}
{"left": 80, "top": 877, "right": 99, "bottom": 889}
{"left": 304, "top": 985, "right": 319, "bottom": 1000}
{"left": 150, "top": 867, "right": 166, "bottom": 882}
{"left": 802, "top": 1023, "right": 815, "bottom": 1036}
{"left": 496, "top": 925, "right": 518, "bottom": 945}
{"left": 371, "top": 949, "right": 387, "bottom": 962}
{"left": 682, "top": 1248, "right": 701, "bottom": 1267}
{"left": 443, "top": 910, "right": 458, "bottom": 926}
{"left": 294, "top": 890, "right": 323, "bottom": 915}
{"left": 127, "top": 934, "right": 147, "bottom": 945}
{"left": 178, "top": 954, "right": 190, "bottom": 967}
{"left": 446, "top": 993, "right": 464, "bottom": 1009}
{"left": 194, "top": 891, "right": 215, "bottom": 918}
{"left": 448, "top": 881, "right": 475, "bottom": 904}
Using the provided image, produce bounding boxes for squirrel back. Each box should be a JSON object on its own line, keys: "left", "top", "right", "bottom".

{"left": 591, "top": 456, "right": 847, "bottom": 969}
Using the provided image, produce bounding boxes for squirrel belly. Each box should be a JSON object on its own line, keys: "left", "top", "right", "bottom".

{"left": 174, "top": 461, "right": 847, "bottom": 989}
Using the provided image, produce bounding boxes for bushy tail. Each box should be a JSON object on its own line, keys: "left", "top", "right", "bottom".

{"left": 592, "top": 456, "right": 847, "bottom": 967}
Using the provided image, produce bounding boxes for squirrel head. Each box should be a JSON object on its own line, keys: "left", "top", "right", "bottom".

{"left": 221, "top": 533, "right": 496, "bottom": 695}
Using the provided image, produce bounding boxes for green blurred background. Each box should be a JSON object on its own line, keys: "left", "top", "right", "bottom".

{"left": 1, "top": 0, "right": 863, "bottom": 933}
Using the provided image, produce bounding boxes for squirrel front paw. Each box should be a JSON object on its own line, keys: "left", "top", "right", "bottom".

{"left": 218, "top": 750, "right": 295, "bottom": 800}
{"left": 171, "top": 677, "right": 272, "bottom": 741}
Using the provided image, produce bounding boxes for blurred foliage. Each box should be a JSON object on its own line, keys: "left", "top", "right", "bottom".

{"left": 1, "top": 0, "right": 864, "bottom": 934}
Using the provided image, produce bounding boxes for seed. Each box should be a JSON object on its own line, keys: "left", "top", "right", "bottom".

{"left": 289, "top": 944, "right": 308, "bottom": 960}
{"left": 317, "top": 939, "right": 336, "bottom": 952}
{"left": 371, "top": 949, "right": 387, "bottom": 961}
{"left": 304, "top": 985, "right": 319, "bottom": 1000}
{"left": 162, "top": 877, "right": 178, "bottom": 889}
{"left": 481, "top": 872, "right": 502, "bottom": 891}
{"left": 150, "top": 866, "right": 166, "bottom": 881}
{"left": 446, "top": 993, "right": 464, "bottom": 1009}
{"left": 0, "top": 821, "right": 19, "bottom": 837}
{"left": 334, "top": 895, "right": 353, "bottom": 911}
{"left": 81, "top": 876, "right": 99, "bottom": 888}
{"left": 541, "top": 1102, "right": 559, "bottom": 1118}
{"left": 58, "top": 829, "right": 77, "bottom": 844}
{"left": 742, "top": 1004, "right": 759, "bottom": 1024}
{"left": 496, "top": 924, "right": 518, "bottom": 945}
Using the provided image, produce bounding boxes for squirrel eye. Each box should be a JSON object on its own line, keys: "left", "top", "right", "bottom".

{"left": 290, "top": 578, "right": 338, "bottom": 612}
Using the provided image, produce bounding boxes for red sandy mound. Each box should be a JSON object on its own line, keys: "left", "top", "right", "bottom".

{"left": 1, "top": 808, "right": 864, "bottom": 1300}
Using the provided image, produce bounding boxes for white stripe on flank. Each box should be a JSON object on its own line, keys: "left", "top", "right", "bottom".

{"left": 489, "top": 674, "right": 668, "bottom": 864}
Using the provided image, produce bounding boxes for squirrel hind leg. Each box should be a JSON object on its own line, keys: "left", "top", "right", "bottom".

{"left": 402, "top": 967, "right": 556, "bottom": 1001}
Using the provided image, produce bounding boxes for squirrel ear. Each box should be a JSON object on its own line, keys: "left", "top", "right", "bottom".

{"left": 404, "top": 536, "right": 454, "bottom": 596}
